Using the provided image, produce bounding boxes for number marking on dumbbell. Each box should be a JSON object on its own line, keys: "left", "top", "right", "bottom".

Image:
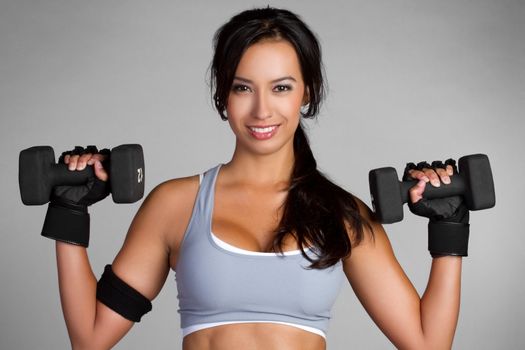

{"left": 137, "top": 168, "right": 144, "bottom": 184}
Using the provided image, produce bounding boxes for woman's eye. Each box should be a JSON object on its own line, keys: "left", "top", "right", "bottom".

{"left": 274, "top": 84, "right": 292, "bottom": 92}
{"left": 232, "top": 84, "right": 251, "bottom": 93}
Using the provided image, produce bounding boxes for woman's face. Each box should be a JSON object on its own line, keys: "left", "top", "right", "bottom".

{"left": 226, "top": 39, "right": 307, "bottom": 157}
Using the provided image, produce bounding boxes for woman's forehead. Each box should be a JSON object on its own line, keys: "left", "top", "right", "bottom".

{"left": 234, "top": 40, "right": 303, "bottom": 83}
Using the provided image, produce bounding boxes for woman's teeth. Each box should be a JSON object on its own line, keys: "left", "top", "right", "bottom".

{"left": 249, "top": 126, "right": 277, "bottom": 133}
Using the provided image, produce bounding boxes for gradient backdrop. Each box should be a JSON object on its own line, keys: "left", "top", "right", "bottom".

{"left": 1, "top": 0, "right": 524, "bottom": 349}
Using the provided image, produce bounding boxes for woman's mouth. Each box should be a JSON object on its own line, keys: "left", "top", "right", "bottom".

{"left": 248, "top": 125, "right": 279, "bottom": 140}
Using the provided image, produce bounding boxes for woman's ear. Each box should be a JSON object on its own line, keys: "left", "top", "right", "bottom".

{"left": 302, "top": 87, "right": 310, "bottom": 106}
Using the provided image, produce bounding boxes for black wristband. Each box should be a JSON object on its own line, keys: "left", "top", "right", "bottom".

{"left": 41, "top": 202, "right": 90, "bottom": 247}
{"left": 428, "top": 221, "right": 470, "bottom": 257}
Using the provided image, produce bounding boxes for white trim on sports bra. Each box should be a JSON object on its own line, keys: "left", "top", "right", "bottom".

{"left": 210, "top": 231, "right": 304, "bottom": 256}
{"left": 182, "top": 320, "right": 326, "bottom": 339}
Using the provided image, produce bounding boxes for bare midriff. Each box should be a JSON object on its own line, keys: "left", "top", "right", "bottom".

{"left": 182, "top": 322, "right": 326, "bottom": 350}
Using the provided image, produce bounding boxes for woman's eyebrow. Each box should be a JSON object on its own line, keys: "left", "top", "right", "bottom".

{"left": 233, "top": 76, "right": 297, "bottom": 84}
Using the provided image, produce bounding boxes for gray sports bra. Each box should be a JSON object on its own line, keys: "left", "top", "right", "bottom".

{"left": 174, "top": 164, "right": 345, "bottom": 338}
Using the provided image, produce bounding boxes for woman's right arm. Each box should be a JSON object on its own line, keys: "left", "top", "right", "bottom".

{"left": 54, "top": 149, "right": 192, "bottom": 349}
{"left": 55, "top": 178, "right": 179, "bottom": 349}
{"left": 56, "top": 242, "right": 133, "bottom": 349}
{"left": 52, "top": 149, "right": 198, "bottom": 349}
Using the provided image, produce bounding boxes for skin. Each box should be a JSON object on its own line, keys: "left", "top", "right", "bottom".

{"left": 57, "top": 40, "right": 461, "bottom": 350}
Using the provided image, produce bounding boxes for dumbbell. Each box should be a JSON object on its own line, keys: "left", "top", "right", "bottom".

{"left": 19, "top": 144, "right": 145, "bottom": 205}
{"left": 369, "top": 154, "right": 495, "bottom": 224}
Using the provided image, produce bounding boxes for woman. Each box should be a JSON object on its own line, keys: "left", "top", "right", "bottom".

{"left": 46, "top": 7, "right": 467, "bottom": 350}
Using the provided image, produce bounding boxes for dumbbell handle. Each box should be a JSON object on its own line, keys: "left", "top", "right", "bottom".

{"left": 50, "top": 163, "right": 99, "bottom": 187}
{"left": 399, "top": 174, "right": 466, "bottom": 204}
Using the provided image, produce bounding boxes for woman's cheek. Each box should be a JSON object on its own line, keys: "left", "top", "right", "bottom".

{"left": 286, "top": 93, "right": 305, "bottom": 114}
{"left": 228, "top": 95, "right": 252, "bottom": 117}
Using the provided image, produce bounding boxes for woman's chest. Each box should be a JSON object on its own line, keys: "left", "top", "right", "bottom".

{"left": 211, "top": 185, "right": 300, "bottom": 253}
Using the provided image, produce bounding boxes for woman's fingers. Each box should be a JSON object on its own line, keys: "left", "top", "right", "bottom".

{"left": 409, "top": 168, "right": 453, "bottom": 187}
{"left": 86, "top": 153, "right": 106, "bottom": 166}
{"left": 446, "top": 164, "right": 454, "bottom": 176}
{"left": 67, "top": 154, "right": 79, "bottom": 170}
{"left": 68, "top": 153, "right": 95, "bottom": 170}
{"left": 65, "top": 152, "right": 108, "bottom": 179}
{"left": 406, "top": 169, "right": 430, "bottom": 183}
{"left": 75, "top": 153, "right": 93, "bottom": 170}
{"left": 435, "top": 167, "right": 451, "bottom": 185}
{"left": 422, "top": 168, "right": 441, "bottom": 187}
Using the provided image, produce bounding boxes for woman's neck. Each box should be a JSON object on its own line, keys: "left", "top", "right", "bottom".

{"left": 222, "top": 145, "right": 295, "bottom": 188}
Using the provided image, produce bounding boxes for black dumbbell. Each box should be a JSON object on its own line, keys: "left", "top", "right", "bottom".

{"left": 369, "top": 154, "right": 495, "bottom": 224}
{"left": 19, "top": 144, "right": 145, "bottom": 205}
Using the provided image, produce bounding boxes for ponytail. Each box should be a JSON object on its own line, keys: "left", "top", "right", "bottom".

{"left": 272, "top": 124, "right": 371, "bottom": 269}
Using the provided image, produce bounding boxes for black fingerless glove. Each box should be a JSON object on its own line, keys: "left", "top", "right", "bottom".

{"left": 403, "top": 159, "right": 470, "bottom": 257}
{"left": 41, "top": 146, "right": 110, "bottom": 247}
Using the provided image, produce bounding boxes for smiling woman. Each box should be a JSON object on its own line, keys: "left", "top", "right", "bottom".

{"left": 47, "top": 6, "right": 465, "bottom": 350}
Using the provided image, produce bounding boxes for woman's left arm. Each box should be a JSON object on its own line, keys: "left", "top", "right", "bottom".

{"left": 344, "top": 199, "right": 462, "bottom": 350}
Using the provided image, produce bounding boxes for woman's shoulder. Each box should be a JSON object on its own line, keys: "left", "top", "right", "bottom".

{"left": 142, "top": 164, "right": 217, "bottom": 214}
{"left": 343, "top": 193, "right": 381, "bottom": 244}
{"left": 351, "top": 194, "right": 375, "bottom": 222}
{"left": 135, "top": 174, "right": 202, "bottom": 257}
{"left": 146, "top": 174, "right": 200, "bottom": 210}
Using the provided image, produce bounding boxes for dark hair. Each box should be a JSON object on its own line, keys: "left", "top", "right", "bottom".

{"left": 210, "top": 7, "right": 372, "bottom": 269}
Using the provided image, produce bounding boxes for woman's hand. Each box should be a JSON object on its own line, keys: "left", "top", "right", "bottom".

{"left": 52, "top": 146, "right": 111, "bottom": 208}
{"left": 41, "top": 146, "right": 112, "bottom": 247}
{"left": 404, "top": 161, "right": 454, "bottom": 204}
{"left": 62, "top": 145, "right": 109, "bottom": 182}
{"left": 402, "top": 159, "right": 470, "bottom": 257}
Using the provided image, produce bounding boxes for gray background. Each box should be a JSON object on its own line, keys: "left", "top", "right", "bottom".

{"left": 1, "top": 0, "right": 524, "bottom": 349}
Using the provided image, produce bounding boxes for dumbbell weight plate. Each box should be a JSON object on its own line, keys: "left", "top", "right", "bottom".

{"left": 19, "top": 146, "right": 56, "bottom": 205}
{"left": 110, "top": 144, "right": 145, "bottom": 203}
{"left": 369, "top": 167, "right": 404, "bottom": 224}
{"left": 458, "top": 154, "right": 495, "bottom": 210}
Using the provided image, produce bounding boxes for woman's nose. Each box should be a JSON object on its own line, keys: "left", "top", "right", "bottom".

{"left": 252, "top": 91, "right": 272, "bottom": 120}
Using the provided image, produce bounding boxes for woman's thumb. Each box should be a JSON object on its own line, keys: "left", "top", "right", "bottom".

{"left": 94, "top": 160, "right": 109, "bottom": 182}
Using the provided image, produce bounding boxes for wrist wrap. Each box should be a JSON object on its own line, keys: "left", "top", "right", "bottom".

{"left": 428, "top": 221, "right": 469, "bottom": 257}
{"left": 41, "top": 201, "right": 90, "bottom": 247}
